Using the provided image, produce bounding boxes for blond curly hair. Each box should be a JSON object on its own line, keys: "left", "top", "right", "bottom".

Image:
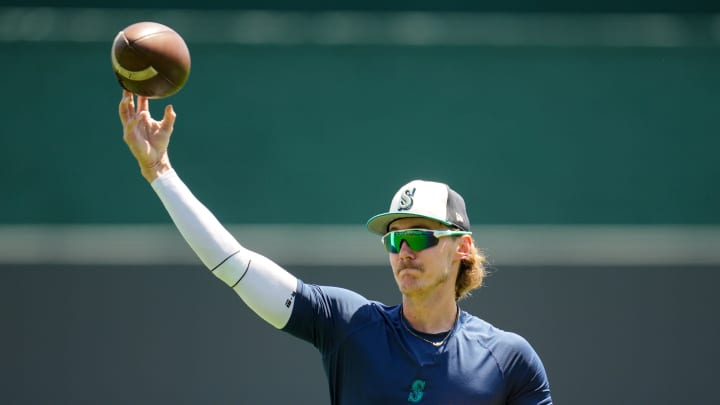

{"left": 455, "top": 242, "right": 488, "bottom": 301}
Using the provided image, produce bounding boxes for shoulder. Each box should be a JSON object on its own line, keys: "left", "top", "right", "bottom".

{"left": 298, "top": 281, "right": 384, "bottom": 318}
{"left": 283, "top": 280, "right": 392, "bottom": 341}
{"left": 460, "top": 313, "right": 552, "bottom": 402}
{"left": 460, "top": 313, "right": 547, "bottom": 380}
{"left": 461, "top": 313, "right": 535, "bottom": 354}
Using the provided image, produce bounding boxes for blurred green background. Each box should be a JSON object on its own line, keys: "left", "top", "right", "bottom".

{"left": 1, "top": 2, "right": 719, "bottom": 404}
{"left": 2, "top": 28, "right": 720, "bottom": 225}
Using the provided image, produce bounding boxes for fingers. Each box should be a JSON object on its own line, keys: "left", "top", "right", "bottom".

{"left": 118, "top": 90, "right": 175, "bottom": 138}
{"left": 118, "top": 91, "right": 154, "bottom": 126}
{"left": 137, "top": 95, "right": 149, "bottom": 114}
{"left": 118, "top": 90, "right": 134, "bottom": 126}
{"left": 160, "top": 104, "right": 176, "bottom": 133}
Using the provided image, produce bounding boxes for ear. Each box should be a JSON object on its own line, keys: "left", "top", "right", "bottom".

{"left": 454, "top": 234, "right": 473, "bottom": 261}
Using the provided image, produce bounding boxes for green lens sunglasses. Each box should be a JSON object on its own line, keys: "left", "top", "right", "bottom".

{"left": 381, "top": 229, "right": 472, "bottom": 253}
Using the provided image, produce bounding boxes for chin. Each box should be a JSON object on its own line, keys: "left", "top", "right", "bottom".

{"left": 396, "top": 277, "right": 422, "bottom": 295}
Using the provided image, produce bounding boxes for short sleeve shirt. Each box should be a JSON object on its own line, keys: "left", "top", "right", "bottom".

{"left": 283, "top": 280, "right": 552, "bottom": 405}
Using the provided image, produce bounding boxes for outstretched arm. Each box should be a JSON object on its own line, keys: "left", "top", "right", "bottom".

{"left": 119, "top": 91, "right": 298, "bottom": 328}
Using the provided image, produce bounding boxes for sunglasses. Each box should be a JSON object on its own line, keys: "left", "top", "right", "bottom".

{"left": 381, "top": 229, "right": 472, "bottom": 253}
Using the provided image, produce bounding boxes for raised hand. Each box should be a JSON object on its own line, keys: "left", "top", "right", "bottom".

{"left": 119, "top": 90, "right": 176, "bottom": 182}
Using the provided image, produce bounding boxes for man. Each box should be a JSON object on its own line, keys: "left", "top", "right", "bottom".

{"left": 119, "top": 90, "right": 552, "bottom": 404}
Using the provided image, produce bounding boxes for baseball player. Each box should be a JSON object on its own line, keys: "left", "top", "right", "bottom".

{"left": 119, "top": 91, "right": 552, "bottom": 404}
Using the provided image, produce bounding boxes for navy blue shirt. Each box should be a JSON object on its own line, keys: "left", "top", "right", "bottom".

{"left": 283, "top": 281, "right": 552, "bottom": 405}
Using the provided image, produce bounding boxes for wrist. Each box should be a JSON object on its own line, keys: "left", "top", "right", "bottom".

{"left": 140, "top": 160, "right": 173, "bottom": 183}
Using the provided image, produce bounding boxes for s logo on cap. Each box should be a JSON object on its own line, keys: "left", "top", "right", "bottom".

{"left": 398, "top": 187, "right": 416, "bottom": 211}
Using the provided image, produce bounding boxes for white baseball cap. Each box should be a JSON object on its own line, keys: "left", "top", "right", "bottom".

{"left": 366, "top": 180, "right": 471, "bottom": 235}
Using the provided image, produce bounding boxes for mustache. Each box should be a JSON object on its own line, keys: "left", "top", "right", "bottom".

{"left": 397, "top": 261, "right": 424, "bottom": 272}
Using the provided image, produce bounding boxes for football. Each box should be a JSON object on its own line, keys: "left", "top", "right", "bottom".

{"left": 111, "top": 21, "right": 191, "bottom": 98}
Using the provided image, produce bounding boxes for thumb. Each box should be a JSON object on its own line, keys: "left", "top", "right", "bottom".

{"left": 160, "top": 104, "right": 176, "bottom": 133}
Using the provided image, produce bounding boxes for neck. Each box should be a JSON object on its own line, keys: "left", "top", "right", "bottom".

{"left": 401, "top": 296, "right": 459, "bottom": 334}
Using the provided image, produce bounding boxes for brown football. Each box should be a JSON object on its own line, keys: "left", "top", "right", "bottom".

{"left": 111, "top": 22, "right": 191, "bottom": 98}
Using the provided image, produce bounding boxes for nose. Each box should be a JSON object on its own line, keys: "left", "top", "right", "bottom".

{"left": 397, "top": 240, "right": 416, "bottom": 258}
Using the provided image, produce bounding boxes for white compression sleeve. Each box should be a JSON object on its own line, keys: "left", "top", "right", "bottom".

{"left": 150, "top": 169, "right": 298, "bottom": 329}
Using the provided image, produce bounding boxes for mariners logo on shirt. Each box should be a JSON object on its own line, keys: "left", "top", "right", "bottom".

{"left": 408, "top": 379, "right": 426, "bottom": 403}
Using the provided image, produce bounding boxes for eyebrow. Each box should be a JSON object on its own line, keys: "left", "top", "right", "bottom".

{"left": 388, "top": 224, "right": 432, "bottom": 232}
